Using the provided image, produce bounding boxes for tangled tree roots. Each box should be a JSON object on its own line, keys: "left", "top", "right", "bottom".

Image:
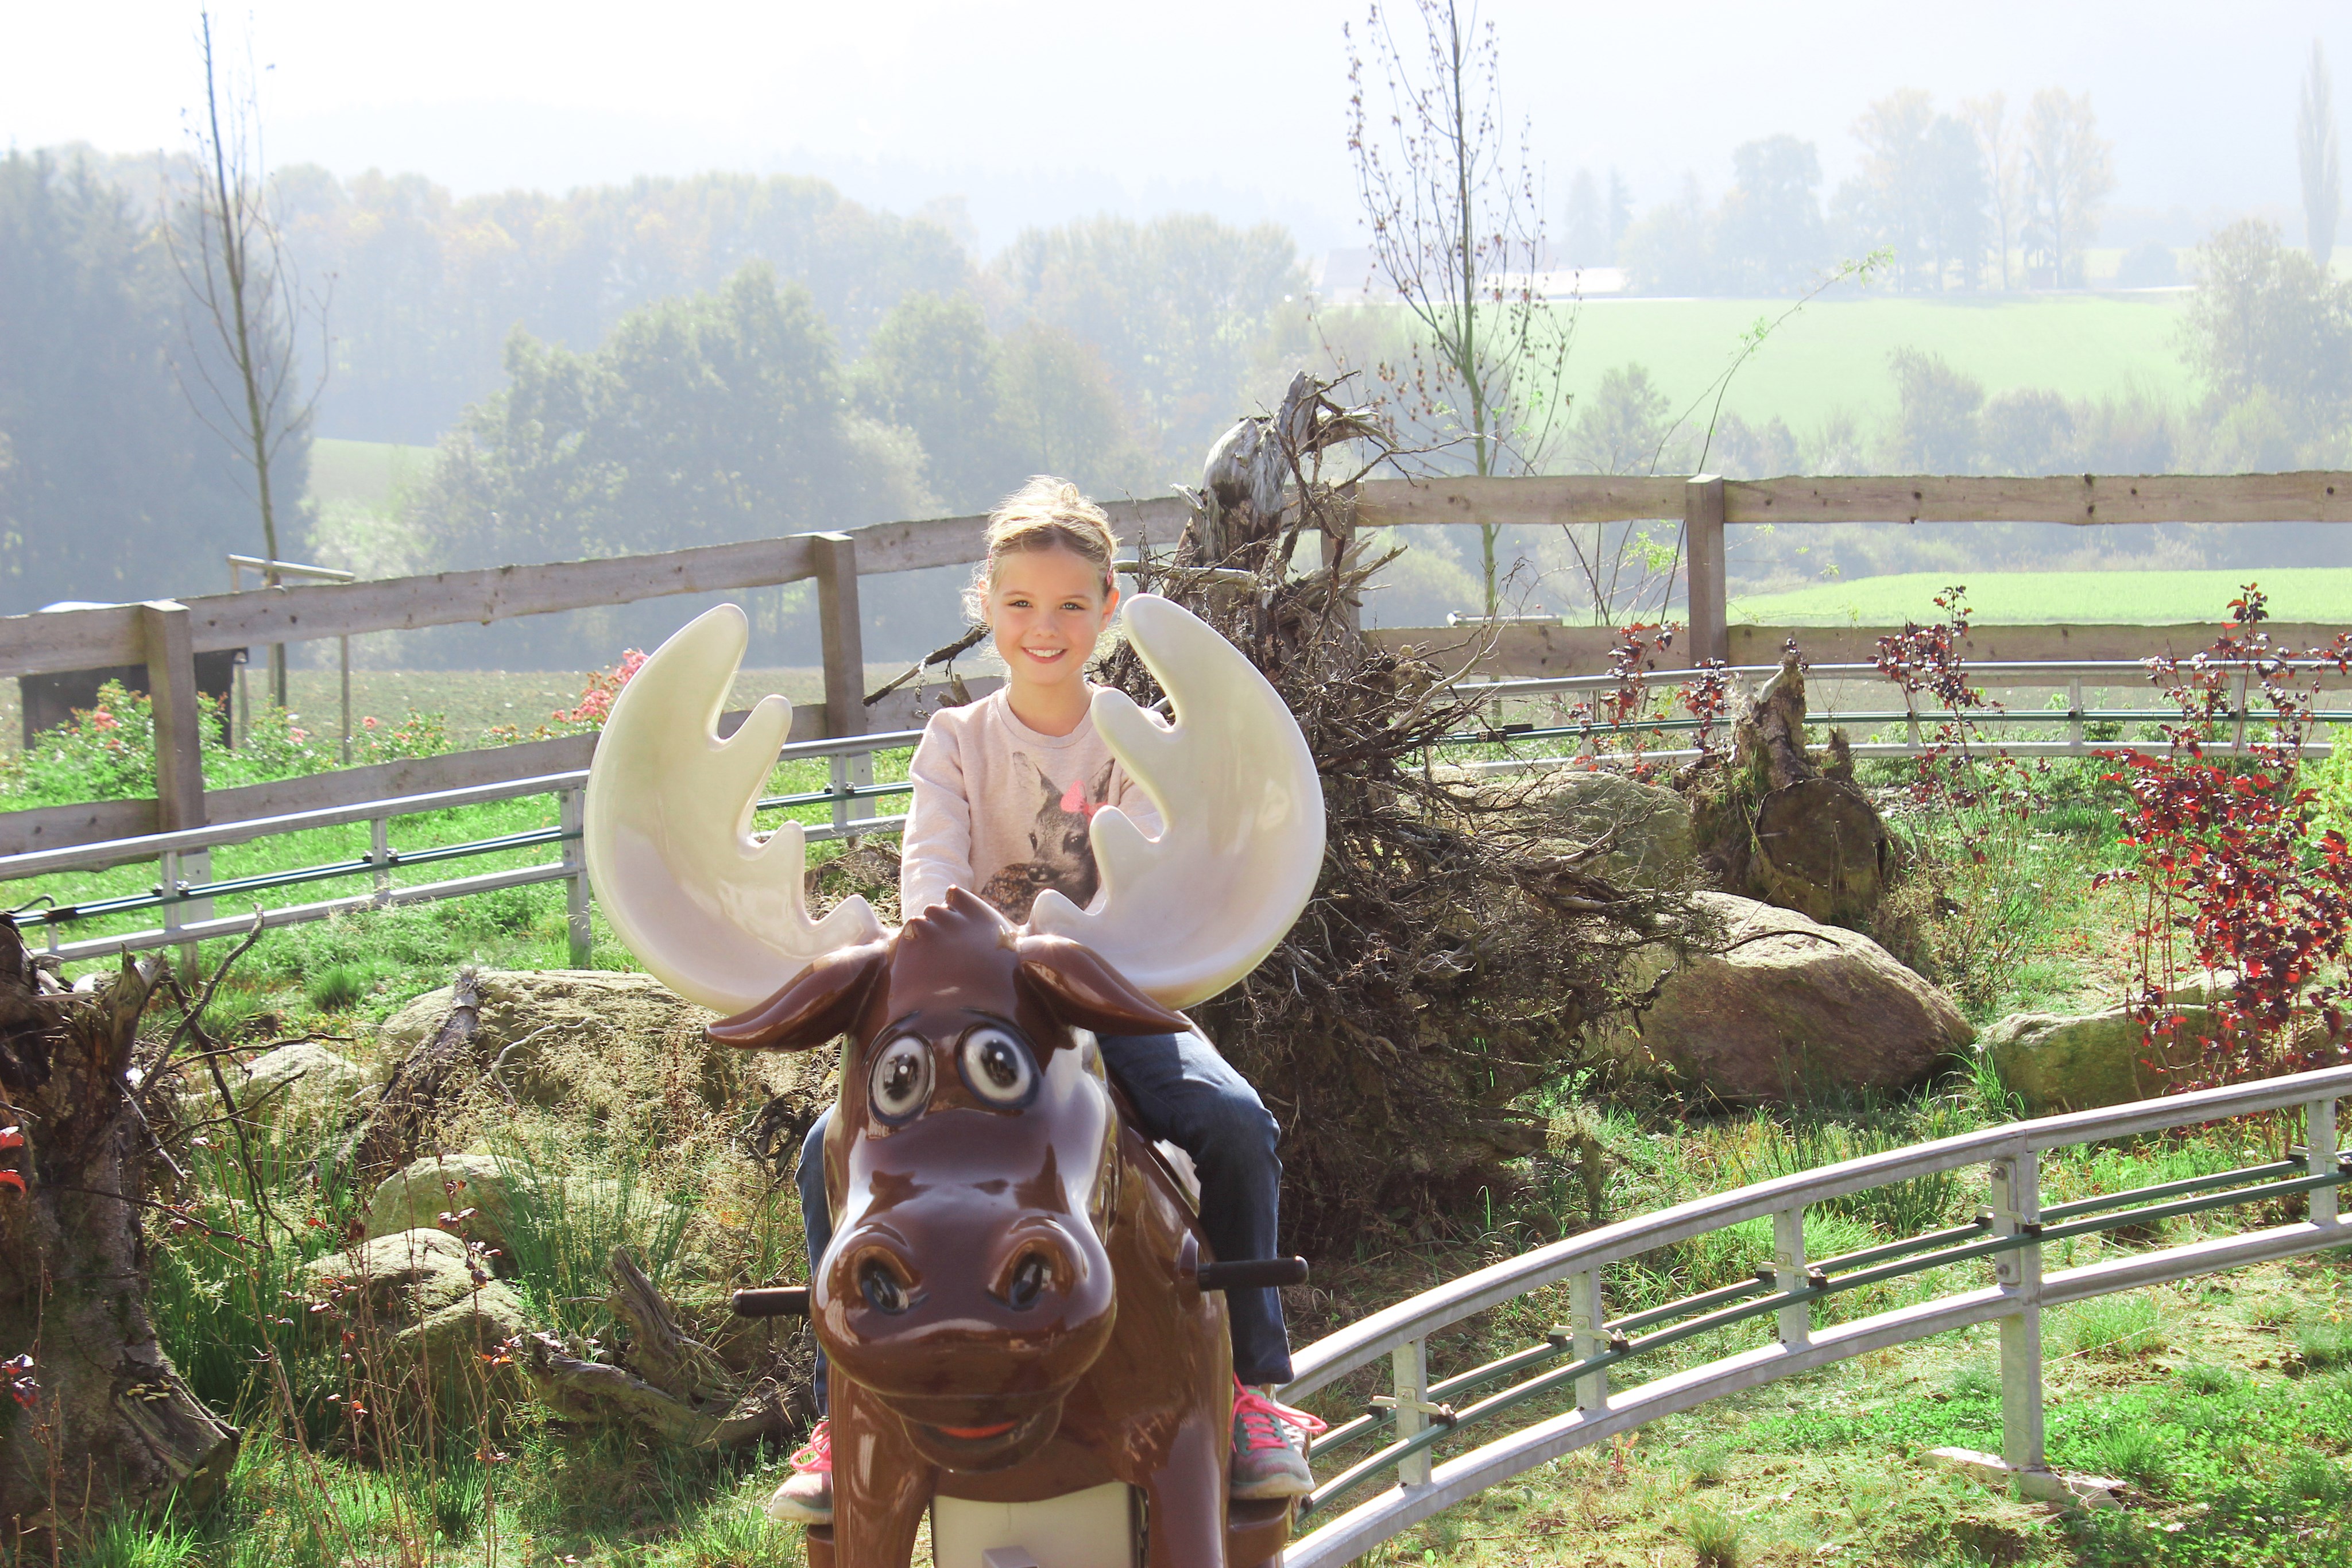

{"left": 0, "top": 922, "right": 238, "bottom": 1536}
{"left": 1098, "top": 376, "right": 1693, "bottom": 1245}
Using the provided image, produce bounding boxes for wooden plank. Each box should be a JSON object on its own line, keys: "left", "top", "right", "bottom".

{"left": 1366, "top": 623, "right": 1639, "bottom": 679}
{"left": 0, "top": 535, "right": 826, "bottom": 679}
{"left": 1684, "top": 479, "right": 1727, "bottom": 664}
{"left": 138, "top": 603, "right": 205, "bottom": 833}
{"left": 1368, "top": 620, "right": 2352, "bottom": 683}
{"left": 1732, "top": 620, "right": 2352, "bottom": 669}
{"left": 0, "top": 799, "right": 156, "bottom": 860}
{"left": 1726, "top": 473, "right": 2352, "bottom": 526}
{"left": 1356, "top": 475, "right": 1687, "bottom": 529}
{"left": 846, "top": 495, "right": 1192, "bottom": 575}
{"left": 813, "top": 534, "right": 866, "bottom": 740}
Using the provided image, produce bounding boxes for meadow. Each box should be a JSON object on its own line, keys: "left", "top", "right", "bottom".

{"left": 1731, "top": 567, "right": 2352, "bottom": 627}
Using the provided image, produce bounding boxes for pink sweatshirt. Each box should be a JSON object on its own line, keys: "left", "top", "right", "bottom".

{"left": 898, "top": 687, "right": 1166, "bottom": 922}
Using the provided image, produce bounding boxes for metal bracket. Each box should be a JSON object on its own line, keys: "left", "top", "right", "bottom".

{"left": 1368, "top": 1393, "right": 1458, "bottom": 1426}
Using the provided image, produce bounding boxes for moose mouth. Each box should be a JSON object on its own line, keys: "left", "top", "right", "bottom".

{"left": 896, "top": 1400, "right": 1066, "bottom": 1471}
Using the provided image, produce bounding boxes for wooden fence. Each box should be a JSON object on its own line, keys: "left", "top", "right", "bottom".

{"left": 4, "top": 472, "right": 2347, "bottom": 862}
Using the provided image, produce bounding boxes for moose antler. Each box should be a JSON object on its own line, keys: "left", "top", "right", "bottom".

{"left": 1027, "top": 594, "right": 1326, "bottom": 1008}
{"left": 582, "top": 605, "right": 884, "bottom": 1016}
{"left": 585, "top": 595, "right": 1324, "bottom": 1016}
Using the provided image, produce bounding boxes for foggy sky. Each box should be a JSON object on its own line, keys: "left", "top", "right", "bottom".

{"left": 5, "top": 1, "right": 2346, "bottom": 255}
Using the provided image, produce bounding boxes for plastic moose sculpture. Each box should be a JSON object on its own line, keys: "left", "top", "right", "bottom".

{"left": 583, "top": 595, "right": 1326, "bottom": 1568}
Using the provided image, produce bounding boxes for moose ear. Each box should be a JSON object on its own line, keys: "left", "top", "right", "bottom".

{"left": 706, "top": 943, "right": 888, "bottom": 1052}
{"left": 1016, "top": 935, "right": 1189, "bottom": 1038}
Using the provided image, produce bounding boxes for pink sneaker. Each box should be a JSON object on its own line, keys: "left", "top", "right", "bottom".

{"left": 765, "top": 1419, "right": 831, "bottom": 1524}
{"left": 1230, "top": 1380, "right": 1326, "bottom": 1500}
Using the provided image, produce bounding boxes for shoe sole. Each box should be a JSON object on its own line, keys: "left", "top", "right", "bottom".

{"left": 1229, "top": 1473, "right": 1314, "bottom": 1501}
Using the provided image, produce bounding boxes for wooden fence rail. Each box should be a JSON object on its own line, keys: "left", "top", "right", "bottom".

{"left": 4, "top": 472, "right": 2346, "bottom": 863}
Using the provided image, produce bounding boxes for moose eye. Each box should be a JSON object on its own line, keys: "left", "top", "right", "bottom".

{"left": 957, "top": 1027, "right": 1038, "bottom": 1109}
{"left": 868, "top": 1036, "right": 934, "bottom": 1124}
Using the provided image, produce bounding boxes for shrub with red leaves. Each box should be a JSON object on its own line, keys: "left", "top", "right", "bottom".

{"left": 2098, "top": 585, "right": 2352, "bottom": 1086}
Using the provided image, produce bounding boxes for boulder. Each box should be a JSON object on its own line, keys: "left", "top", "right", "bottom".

{"left": 239, "top": 1040, "right": 369, "bottom": 1126}
{"left": 1980, "top": 975, "right": 2249, "bottom": 1114}
{"left": 1617, "top": 892, "right": 1973, "bottom": 1103}
{"left": 1512, "top": 769, "right": 1698, "bottom": 889}
{"left": 363, "top": 1153, "right": 524, "bottom": 1260}
{"left": 300, "top": 1228, "right": 533, "bottom": 1393}
{"left": 373, "top": 969, "right": 827, "bottom": 1141}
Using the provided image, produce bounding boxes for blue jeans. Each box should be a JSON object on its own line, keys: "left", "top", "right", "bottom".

{"left": 796, "top": 1029, "right": 1293, "bottom": 1413}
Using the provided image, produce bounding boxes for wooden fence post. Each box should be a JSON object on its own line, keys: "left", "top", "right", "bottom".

{"left": 813, "top": 532, "right": 869, "bottom": 834}
{"left": 139, "top": 601, "right": 210, "bottom": 975}
{"left": 1685, "top": 476, "right": 1727, "bottom": 664}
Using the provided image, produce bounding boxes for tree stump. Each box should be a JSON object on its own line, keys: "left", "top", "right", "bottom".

{"left": 1722, "top": 652, "right": 1889, "bottom": 928}
{"left": 0, "top": 922, "right": 237, "bottom": 1538}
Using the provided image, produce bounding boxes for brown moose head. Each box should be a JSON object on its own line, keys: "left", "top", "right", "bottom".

{"left": 707, "top": 888, "right": 1184, "bottom": 1469}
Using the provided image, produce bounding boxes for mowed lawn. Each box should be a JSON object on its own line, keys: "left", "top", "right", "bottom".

{"left": 1731, "top": 567, "right": 2352, "bottom": 626}
{"left": 1536, "top": 289, "right": 2194, "bottom": 436}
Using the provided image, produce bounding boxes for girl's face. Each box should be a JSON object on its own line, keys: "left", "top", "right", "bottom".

{"left": 984, "top": 546, "right": 1117, "bottom": 695}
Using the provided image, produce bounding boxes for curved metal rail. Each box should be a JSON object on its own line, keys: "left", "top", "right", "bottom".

{"left": 1276, "top": 1065, "right": 2352, "bottom": 1568}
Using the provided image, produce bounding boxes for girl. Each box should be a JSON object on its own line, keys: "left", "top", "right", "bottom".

{"left": 768, "top": 477, "right": 1322, "bottom": 1524}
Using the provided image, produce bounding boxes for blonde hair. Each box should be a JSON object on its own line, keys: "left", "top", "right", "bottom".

{"left": 965, "top": 475, "right": 1120, "bottom": 620}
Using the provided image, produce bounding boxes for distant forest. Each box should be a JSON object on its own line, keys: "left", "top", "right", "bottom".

{"left": 6, "top": 88, "right": 2351, "bottom": 645}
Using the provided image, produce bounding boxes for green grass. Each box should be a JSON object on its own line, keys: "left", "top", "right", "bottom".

{"left": 1537, "top": 291, "right": 2194, "bottom": 440}
{"left": 1731, "top": 567, "right": 2352, "bottom": 626}
{"left": 308, "top": 438, "right": 435, "bottom": 514}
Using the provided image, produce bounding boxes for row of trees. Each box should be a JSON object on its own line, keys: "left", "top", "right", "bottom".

{"left": 1605, "top": 87, "right": 2121, "bottom": 296}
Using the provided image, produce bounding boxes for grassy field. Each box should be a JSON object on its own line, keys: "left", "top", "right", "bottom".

{"left": 310, "top": 438, "right": 436, "bottom": 514}
{"left": 1531, "top": 291, "right": 2195, "bottom": 440}
{"left": 1731, "top": 567, "right": 2352, "bottom": 627}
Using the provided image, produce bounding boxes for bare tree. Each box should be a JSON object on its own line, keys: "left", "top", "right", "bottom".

{"left": 1343, "top": 0, "right": 1570, "bottom": 615}
{"left": 2019, "top": 88, "right": 2116, "bottom": 288}
{"left": 167, "top": 9, "right": 328, "bottom": 707}
{"left": 2300, "top": 41, "right": 2342, "bottom": 270}
{"left": 1962, "top": 92, "right": 2019, "bottom": 290}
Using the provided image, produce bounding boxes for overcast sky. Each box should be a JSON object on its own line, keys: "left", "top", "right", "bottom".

{"left": 5, "top": 1, "right": 2346, "bottom": 255}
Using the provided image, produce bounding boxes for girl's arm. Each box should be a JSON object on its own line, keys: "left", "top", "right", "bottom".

{"left": 898, "top": 721, "right": 976, "bottom": 916}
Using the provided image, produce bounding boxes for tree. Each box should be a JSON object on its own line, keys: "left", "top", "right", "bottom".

{"left": 2019, "top": 88, "right": 2116, "bottom": 287}
{"left": 1715, "top": 135, "right": 1826, "bottom": 293}
{"left": 994, "top": 321, "right": 1141, "bottom": 493}
{"left": 1564, "top": 362, "right": 1678, "bottom": 475}
{"left": 1839, "top": 91, "right": 1986, "bottom": 291}
{"left": 169, "top": 10, "right": 326, "bottom": 706}
{"left": 2300, "top": 41, "right": 2341, "bottom": 269}
{"left": 1885, "top": 349, "right": 1984, "bottom": 471}
{"left": 2180, "top": 219, "right": 2352, "bottom": 443}
{"left": 1618, "top": 175, "right": 1713, "bottom": 295}
{"left": 988, "top": 213, "right": 1302, "bottom": 468}
{"left": 856, "top": 292, "right": 1015, "bottom": 512}
{"left": 414, "top": 264, "right": 922, "bottom": 568}
{"left": 1563, "top": 168, "right": 1605, "bottom": 267}
{"left": 1962, "top": 92, "right": 2021, "bottom": 289}
{"left": 1606, "top": 168, "right": 1633, "bottom": 258}
{"left": 0, "top": 150, "right": 254, "bottom": 616}
{"left": 1345, "top": 0, "right": 1571, "bottom": 613}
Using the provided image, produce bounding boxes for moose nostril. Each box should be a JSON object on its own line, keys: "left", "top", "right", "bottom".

{"left": 858, "top": 1258, "right": 911, "bottom": 1315}
{"left": 1005, "top": 1251, "right": 1051, "bottom": 1311}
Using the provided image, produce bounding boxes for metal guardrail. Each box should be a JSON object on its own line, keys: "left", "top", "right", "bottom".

{"left": 2, "top": 729, "right": 924, "bottom": 965}
{"left": 9, "top": 653, "right": 2348, "bottom": 962}
{"left": 1275, "top": 1065, "right": 2352, "bottom": 1567}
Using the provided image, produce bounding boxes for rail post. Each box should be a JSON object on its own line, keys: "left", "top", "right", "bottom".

{"left": 1990, "top": 1149, "right": 2049, "bottom": 1490}
{"left": 370, "top": 817, "right": 392, "bottom": 902}
{"left": 1772, "top": 1207, "right": 1811, "bottom": 1350}
{"left": 1567, "top": 1269, "right": 1610, "bottom": 1412}
{"left": 1390, "top": 1339, "right": 1433, "bottom": 1487}
{"left": 140, "top": 601, "right": 210, "bottom": 976}
{"left": 2311, "top": 1095, "right": 2341, "bottom": 1227}
{"left": 2068, "top": 676, "right": 2086, "bottom": 751}
{"left": 813, "top": 532, "right": 868, "bottom": 837}
{"left": 1684, "top": 477, "right": 1727, "bottom": 665}
{"left": 559, "top": 785, "right": 591, "bottom": 967}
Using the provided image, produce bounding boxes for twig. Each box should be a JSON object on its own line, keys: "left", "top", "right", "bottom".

{"left": 135, "top": 911, "right": 267, "bottom": 1116}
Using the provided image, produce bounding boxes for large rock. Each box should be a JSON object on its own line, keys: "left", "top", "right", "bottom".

{"left": 362, "top": 1152, "right": 620, "bottom": 1273}
{"left": 1619, "top": 892, "right": 1973, "bottom": 1103}
{"left": 1512, "top": 769, "right": 1699, "bottom": 889}
{"left": 241, "top": 1040, "right": 370, "bottom": 1126}
{"left": 372, "top": 969, "right": 830, "bottom": 1146}
{"left": 301, "top": 1228, "right": 533, "bottom": 1393}
{"left": 1981, "top": 974, "right": 2246, "bottom": 1114}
